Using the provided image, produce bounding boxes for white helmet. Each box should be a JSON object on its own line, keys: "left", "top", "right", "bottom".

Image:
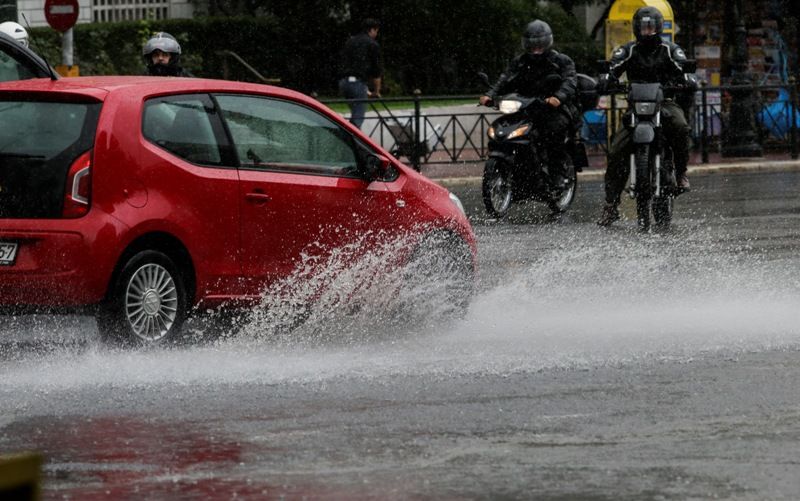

{"left": 0, "top": 21, "right": 29, "bottom": 48}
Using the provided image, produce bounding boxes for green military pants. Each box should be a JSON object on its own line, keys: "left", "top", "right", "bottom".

{"left": 603, "top": 100, "right": 691, "bottom": 205}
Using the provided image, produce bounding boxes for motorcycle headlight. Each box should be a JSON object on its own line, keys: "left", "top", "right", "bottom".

{"left": 449, "top": 192, "right": 466, "bottom": 216}
{"left": 507, "top": 124, "right": 530, "bottom": 140}
{"left": 634, "top": 102, "right": 657, "bottom": 115}
{"left": 488, "top": 126, "right": 495, "bottom": 139}
{"left": 499, "top": 100, "right": 522, "bottom": 114}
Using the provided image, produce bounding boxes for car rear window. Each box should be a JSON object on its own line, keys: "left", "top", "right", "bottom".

{"left": 0, "top": 98, "right": 101, "bottom": 219}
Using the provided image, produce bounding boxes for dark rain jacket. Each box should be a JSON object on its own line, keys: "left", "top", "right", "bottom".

{"left": 486, "top": 49, "right": 578, "bottom": 119}
{"left": 608, "top": 40, "right": 688, "bottom": 97}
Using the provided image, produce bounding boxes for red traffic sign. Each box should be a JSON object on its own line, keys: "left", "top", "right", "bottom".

{"left": 44, "top": 0, "right": 79, "bottom": 32}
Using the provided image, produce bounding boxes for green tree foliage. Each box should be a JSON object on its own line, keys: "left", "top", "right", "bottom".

{"left": 29, "top": 0, "right": 600, "bottom": 95}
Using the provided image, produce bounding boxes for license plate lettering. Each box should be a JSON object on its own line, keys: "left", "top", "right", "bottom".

{"left": 0, "top": 242, "right": 18, "bottom": 265}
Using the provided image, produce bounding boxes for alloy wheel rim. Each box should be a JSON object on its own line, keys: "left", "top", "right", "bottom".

{"left": 124, "top": 263, "right": 178, "bottom": 342}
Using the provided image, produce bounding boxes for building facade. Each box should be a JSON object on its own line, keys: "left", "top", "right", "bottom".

{"left": 8, "top": 0, "right": 193, "bottom": 27}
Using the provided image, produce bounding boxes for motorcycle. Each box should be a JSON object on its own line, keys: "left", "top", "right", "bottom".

{"left": 478, "top": 73, "right": 595, "bottom": 219}
{"left": 601, "top": 61, "right": 697, "bottom": 230}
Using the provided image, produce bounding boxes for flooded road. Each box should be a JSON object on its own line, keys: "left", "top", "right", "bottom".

{"left": 2, "top": 170, "right": 800, "bottom": 499}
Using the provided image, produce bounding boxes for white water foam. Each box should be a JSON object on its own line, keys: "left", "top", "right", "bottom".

{"left": 1, "top": 228, "right": 799, "bottom": 393}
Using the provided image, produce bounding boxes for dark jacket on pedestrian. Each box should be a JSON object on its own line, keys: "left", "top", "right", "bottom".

{"left": 339, "top": 32, "right": 382, "bottom": 84}
{"left": 487, "top": 49, "right": 578, "bottom": 118}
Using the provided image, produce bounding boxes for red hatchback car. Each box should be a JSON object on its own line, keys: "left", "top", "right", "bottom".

{"left": 0, "top": 76, "right": 476, "bottom": 346}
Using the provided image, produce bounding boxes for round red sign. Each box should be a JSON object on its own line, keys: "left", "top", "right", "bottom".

{"left": 44, "top": 0, "right": 79, "bottom": 32}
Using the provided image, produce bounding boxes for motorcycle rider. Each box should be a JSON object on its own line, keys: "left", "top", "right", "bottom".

{"left": 0, "top": 21, "right": 29, "bottom": 47}
{"left": 479, "top": 20, "right": 578, "bottom": 187}
{"left": 142, "top": 32, "right": 191, "bottom": 77}
{"left": 596, "top": 6, "right": 692, "bottom": 227}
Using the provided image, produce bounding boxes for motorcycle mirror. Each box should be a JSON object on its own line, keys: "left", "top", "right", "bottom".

{"left": 477, "top": 71, "right": 491, "bottom": 87}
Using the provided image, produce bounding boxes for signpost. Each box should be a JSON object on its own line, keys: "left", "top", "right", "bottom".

{"left": 44, "top": 0, "right": 79, "bottom": 76}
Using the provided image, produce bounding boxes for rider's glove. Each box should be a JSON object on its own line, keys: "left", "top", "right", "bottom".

{"left": 596, "top": 74, "right": 616, "bottom": 95}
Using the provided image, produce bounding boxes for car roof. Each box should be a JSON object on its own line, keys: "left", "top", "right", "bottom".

{"left": 0, "top": 76, "right": 313, "bottom": 104}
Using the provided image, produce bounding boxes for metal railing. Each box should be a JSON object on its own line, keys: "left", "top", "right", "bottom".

{"left": 321, "top": 78, "right": 800, "bottom": 170}
{"left": 216, "top": 50, "right": 281, "bottom": 85}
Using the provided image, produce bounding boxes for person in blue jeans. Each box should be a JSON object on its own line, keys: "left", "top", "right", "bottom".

{"left": 338, "top": 18, "right": 383, "bottom": 129}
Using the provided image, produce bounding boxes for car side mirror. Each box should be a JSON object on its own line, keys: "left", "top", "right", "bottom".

{"left": 363, "top": 153, "right": 390, "bottom": 182}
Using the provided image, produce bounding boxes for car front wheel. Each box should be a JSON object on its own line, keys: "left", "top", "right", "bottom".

{"left": 97, "top": 250, "right": 189, "bottom": 347}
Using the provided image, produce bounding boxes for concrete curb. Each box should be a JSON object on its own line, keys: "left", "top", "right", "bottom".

{"left": 432, "top": 159, "right": 800, "bottom": 187}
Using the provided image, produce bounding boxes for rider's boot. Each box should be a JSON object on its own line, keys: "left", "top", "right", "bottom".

{"left": 596, "top": 202, "right": 620, "bottom": 227}
{"left": 676, "top": 172, "right": 690, "bottom": 192}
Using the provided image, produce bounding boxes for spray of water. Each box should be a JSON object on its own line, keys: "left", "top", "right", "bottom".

{"left": 1, "top": 225, "right": 798, "bottom": 393}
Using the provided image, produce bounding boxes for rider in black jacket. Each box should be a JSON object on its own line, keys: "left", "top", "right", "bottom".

{"left": 597, "top": 6, "right": 692, "bottom": 226}
{"left": 480, "top": 20, "right": 578, "bottom": 187}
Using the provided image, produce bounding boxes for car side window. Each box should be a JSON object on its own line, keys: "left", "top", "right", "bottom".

{"left": 142, "top": 95, "right": 225, "bottom": 166}
{"left": 214, "top": 94, "right": 359, "bottom": 176}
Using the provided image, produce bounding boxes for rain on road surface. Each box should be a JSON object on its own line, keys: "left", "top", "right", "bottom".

{"left": 2, "top": 169, "right": 800, "bottom": 499}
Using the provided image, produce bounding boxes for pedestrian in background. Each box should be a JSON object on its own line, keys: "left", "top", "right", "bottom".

{"left": 338, "top": 18, "right": 383, "bottom": 129}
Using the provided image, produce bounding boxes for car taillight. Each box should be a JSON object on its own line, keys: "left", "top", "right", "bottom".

{"left": 63, "top": 150, "right": 92, "bottom": 218}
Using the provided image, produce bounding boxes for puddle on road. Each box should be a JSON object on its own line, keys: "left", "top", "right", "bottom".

{"left": 2, "top": 229, "right": 799, "bottom": 392}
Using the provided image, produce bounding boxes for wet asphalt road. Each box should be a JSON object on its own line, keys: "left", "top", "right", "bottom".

{"left": 2, "top": 169, "right": 800, "bottom": 499}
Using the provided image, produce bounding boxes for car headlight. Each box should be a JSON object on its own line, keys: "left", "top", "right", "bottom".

{"left": 449, "top": 192, "right": 466, "bottom": 216}
{"left": 499, "top": 100, "right": 522, "bottom": 114}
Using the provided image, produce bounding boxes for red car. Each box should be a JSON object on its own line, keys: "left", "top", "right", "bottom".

{"left": 0, "top": 76, "right": 476, "bottom": 346}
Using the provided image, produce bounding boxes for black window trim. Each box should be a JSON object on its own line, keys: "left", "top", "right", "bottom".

{"left": 141, "top": 93, "right": 237, "bottom": 169}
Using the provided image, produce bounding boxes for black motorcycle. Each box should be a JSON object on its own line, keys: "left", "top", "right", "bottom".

{"left": 479, "top": 74, "right": 595, "bottom": 219}
{"left": 605, "top": 62, "right": 696, "bottom": 230}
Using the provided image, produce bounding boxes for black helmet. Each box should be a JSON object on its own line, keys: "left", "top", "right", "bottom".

{"left": 632, "top": 7, "right": 664, "bottom": 45}
{"left": 142, "top": 32, "right": 182, "bottom": 75}
{"left": 522, "top": 20, "right": 553, "bottom": 53}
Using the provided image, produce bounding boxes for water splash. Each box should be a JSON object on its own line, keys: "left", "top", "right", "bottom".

{"left": 1, "top": 225, "right": 798, "bottom": 394}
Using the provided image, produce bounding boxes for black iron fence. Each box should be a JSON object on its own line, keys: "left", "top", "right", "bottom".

{"left": 321, "top": 78, "right": 800, "bottom": 170}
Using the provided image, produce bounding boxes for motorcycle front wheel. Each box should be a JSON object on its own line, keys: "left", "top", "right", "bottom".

{"left": 482, "top": 158, "right": 513, "bottom": 218}
{"left": 652, "top": 195, "right": 673, "bottom": 229}
{"left": 634, "top": 144, "right": 652, "bottom": 230}
{"left": 548, "top": 154, "right": 577, "bottom": 214}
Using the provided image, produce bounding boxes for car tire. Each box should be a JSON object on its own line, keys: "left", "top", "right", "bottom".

{"left": 402, "top": 233, "right": 475, "bottom": 320}
{"left": 96, "top": 250, "right": 189, "bottom": 347}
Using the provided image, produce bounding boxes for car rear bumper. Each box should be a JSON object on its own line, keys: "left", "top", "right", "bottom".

{"left": 0, "top": 216, "right": 123, "bottom": 308}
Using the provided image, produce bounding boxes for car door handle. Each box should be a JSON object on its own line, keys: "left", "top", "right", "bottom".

{"left": 245, "top": 191, "right": 271, "bottom": 204}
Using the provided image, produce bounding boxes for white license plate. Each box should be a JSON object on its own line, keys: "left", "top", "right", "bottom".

{"left": 0, "top": 242, "right": 18, "bottom": 265}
